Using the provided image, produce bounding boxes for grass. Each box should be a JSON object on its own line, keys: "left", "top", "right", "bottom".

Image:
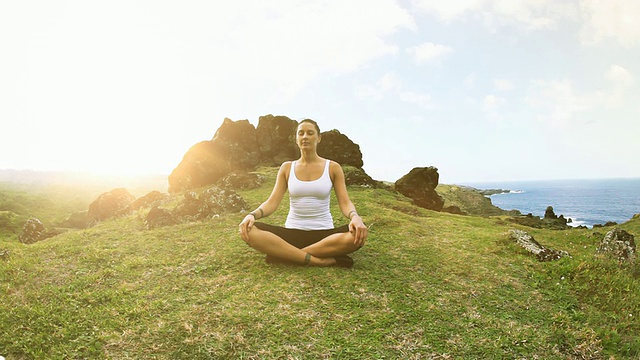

{"left": 1, "top": 170, "right": 639, "bottom": 359}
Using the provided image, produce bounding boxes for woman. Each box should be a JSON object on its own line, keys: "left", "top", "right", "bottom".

{"left": 238, "top": 119, "right": 368, "bottom": 267}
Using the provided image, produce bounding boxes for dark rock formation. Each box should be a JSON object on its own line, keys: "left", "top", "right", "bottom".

{"left": 593, "top": 221, "right": 618, "bottom": 228}
{"left": 477, "top": 188, "right": 511, "bottom": 196}
{"left": 145, "top": 207, "right": 176, "bottom": 229}
{"left": 441, "top": 205, "right": 465, "bottom": 215}
{"left": 317, "top": 130, "right": 364, "bottom": 168}
{"left": 508, "top": 229, "right": 569, "bottom": 261}
{"left": 211, "top": 118, "right": 261, "bottom": 170}
{"left": 544, "top": 206, "right": 557, "bottom": 219}
{"left": 597, "top": 228, "right": 636, "bottom": 262}
{"left": 168, "top": 118, "right": 261, "bottom": 193}
{"left": 216, "top": 172, "right": 264, "bottom": 191}
{"left": 395, "top": 167, "right": 444, "bottom": 211}
{"left": 255, "top": 115, "right": 298, "bottom": 166}
{"left": 168, "top": 115, "right": 369, "bottom": 193}
{"left": 173, "top": 186, "right": 248, "bottom": 222}
{"left": 18, "top": 217, "right": 62, "bottom": 243}
{"left": 129, "top": 191, "right": 170, "bottom": 211}
{"left": 342, "top": 165, "right": 379, "bottom": 188}
{"left": 88, "top": 188, "right": 136, "bottom": 222}
{"left": 18, "top": 218, "right": 46, "bottom": 244}
{"left": 168, "top": 141, "right": 230, "bottom": 192}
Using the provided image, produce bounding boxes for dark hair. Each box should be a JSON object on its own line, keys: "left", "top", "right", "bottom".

{"left": 297, "top": 119, "right": 321, "bottom": 135}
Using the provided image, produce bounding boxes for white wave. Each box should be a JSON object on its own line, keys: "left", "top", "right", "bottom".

{"left": 567, "top": 217, "right": 587, "bottom": 227}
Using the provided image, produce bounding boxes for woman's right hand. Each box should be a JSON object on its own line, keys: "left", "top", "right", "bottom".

{"left": 238, "top": 214, "right": 255, "bottom": 243}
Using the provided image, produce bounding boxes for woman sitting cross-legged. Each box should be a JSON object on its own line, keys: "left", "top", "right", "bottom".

{"left": 238, "top": 119, "right": 367, "bottom": 267}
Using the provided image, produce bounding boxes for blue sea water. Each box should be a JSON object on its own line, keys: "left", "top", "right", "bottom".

{"left": 465, "top": 178, "right": 640, "bottom": 228}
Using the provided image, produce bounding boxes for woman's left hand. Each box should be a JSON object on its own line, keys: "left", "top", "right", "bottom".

{"left": 349, "top": 215, "right": 368, "bottom": 248}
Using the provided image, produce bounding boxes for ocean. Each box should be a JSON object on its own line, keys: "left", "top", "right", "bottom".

{"left": 465, "top": 178, "right": 640, "bottom": 228}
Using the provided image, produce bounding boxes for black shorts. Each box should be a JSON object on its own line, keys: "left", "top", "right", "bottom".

{"left": 254, "top": 222, "right": 350, "bottom": 249}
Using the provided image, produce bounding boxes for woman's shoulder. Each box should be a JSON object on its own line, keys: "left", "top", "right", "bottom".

{"left": 278, "top": 161, "right": 293, "bottom": 177}
{"left": 327, "top": 159, "right": 342, "bottom": 170}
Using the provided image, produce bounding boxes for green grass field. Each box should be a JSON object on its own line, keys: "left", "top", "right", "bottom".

{"left": 1, "top": 171, "right": 639, "bottom": 359}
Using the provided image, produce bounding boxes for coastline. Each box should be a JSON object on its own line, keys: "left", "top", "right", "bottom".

{"left": 468, "top": 178, "right": 640, "bottom": 228}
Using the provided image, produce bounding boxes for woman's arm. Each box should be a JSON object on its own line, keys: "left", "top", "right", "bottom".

{"left": 330, "top": 161, "right": 368, "bottom": 247}
{"left": 239, "top": 162, "right": 290, "bottom": 242}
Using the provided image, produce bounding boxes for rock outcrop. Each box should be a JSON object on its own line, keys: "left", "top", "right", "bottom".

{"left": 597, "top": 228, "right": 636, "bottom": 262}
{"left": 508, "top": 229, "right": 569, "bottom": 261}
{"left": 395, "top": 167, "right": 444, "bottom": 211}
{"left": 146, "top": 186, "right": 248, "bottom": 228}
{"left": 255, "top": 115, "right": 299, "bottom": 166}
{"left": 145, "top": 207, "right": 177, "bottom": 229}
{"left": 18, "top": 218, "right": 46, "bottom": 244}
{"left": 168, "top": 115, "right": 369, "bottom": 193}
{"left": 436, "top": 184, "right": 515, "bottom": 217}
{"left": 342, "top": 166, "right": 380, "bottom": 188}
{"left": 317, "top": 130, "right": 363, "bottom": 169}
{"left": 18, "top": 218, "right": 62, "bottom": 244}
{"left": 128, "top": 191, "right": 170, "bottom": 211}
{"left": 87, "top": 188, "right": 136, "bottom": 222}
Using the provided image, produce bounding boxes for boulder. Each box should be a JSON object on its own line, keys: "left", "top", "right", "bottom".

{"left": 544, "top": 206, "right": 557, "bottom": 219}
{"left": 18, "top": 218, "right": 46, "bottom": 244}
{"left": 145, "top": 207, "right": 176, "bottom": 229}
{"left": 88, "top": 188, "right": 136, "bottom": 222}
{"left": 211, "top": 118, "right": 261, "bottom": 170}
{"left": 255, "top": 115, "right": 298, "bottom": 166}
{"left": 317, "top": 130, "right": 364, "bottom": 168}
{"left": 129, "top": 190, "right": 170, "bottom": 211}
{"left": 168, "top": 118, "right": 261, "bottom": 193}
{"left": 217, "top": 171, "right": 264, "bottom": 191}
{"left": 508, "top": 229, "right": 569, "bottom": 261}
{"left": 442, "top": 205, "right": 465, "bottom": 215}
{"left": 597, "top": 228, "right": 636, "bottom": 262}
{"left": 168, "top": 141, "right": 230, "bottom": 193}
{"left": 342, "top": 166, "right": 379, "bottom": 188}
{"left": 395, "top": 167, "right": 444, "bottom": 211}
{"left": 174, "top": 186, "right": 248, "bottom": 221}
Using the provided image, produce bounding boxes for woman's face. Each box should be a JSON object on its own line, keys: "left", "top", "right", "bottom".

{"left": 296, "top": 122, "right": 320, "bottom": 150}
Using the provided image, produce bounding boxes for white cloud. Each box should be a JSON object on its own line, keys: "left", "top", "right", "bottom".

{"left": 355, "top": 72, "right": 401, "bottom": 101}
{"left": 525, "top": 79, "right": 591, "bottom": 128}
{"left": 355, "top": 73, "right": 432, "bottom": 109}
{"left": 406, "top": 42, "right": 454, "bottom": 63}
{"left": 412, "top": 0, "right": 640, "bottom": 47}
{"left": 604, "top": 64, "right": 635, "bottom": 88}
{"left": 412, "top": 0, "right": 576, "bottom": 30}
{"left": 410, "top": 0, "right": 480, "bottom": 22}
{"left": 464, "top": 73, "right": 478, "bottom": 90}
{"left": 494, "top": 79, "right": 514, "bottom": 91}
{"left": 483, "top": 94, "right": 507, "bottom": 110}
{"left": 603, "top": 64, "right": 635, "bottom": 106}
{"left": 399, "top": 91, "right": 433, "bottom": 109}
{"left": 580, "top": 0, "right": 640, "bottom": 47}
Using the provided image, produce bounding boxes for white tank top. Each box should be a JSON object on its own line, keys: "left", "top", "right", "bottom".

{"left": 285, "top": 160, "right": 334, "bottom": 230}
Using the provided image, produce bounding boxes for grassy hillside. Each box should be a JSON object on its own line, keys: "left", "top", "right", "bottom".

{"left": 0, "top": 175, "right": 167, "bottom": 239}
{"left": 1, "top": 169, "right": 639, "bottom": 359}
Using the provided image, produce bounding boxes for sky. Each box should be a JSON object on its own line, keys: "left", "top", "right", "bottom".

{"left": 1, "top": 0, "right": 639, "bottom": 184}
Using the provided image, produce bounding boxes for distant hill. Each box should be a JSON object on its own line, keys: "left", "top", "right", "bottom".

{"left": 436, "top": 183, "right": 519, "bottom": 216}
{"left": 0, "top": 169, "right": 168, "bottom": 196}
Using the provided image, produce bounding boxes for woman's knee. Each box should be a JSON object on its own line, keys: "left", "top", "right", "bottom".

{"left": 242, "top": 226, "right": 259, "bottom": 247}
{"left": 341, "top": 232, "right": 362, "bottom": 252}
